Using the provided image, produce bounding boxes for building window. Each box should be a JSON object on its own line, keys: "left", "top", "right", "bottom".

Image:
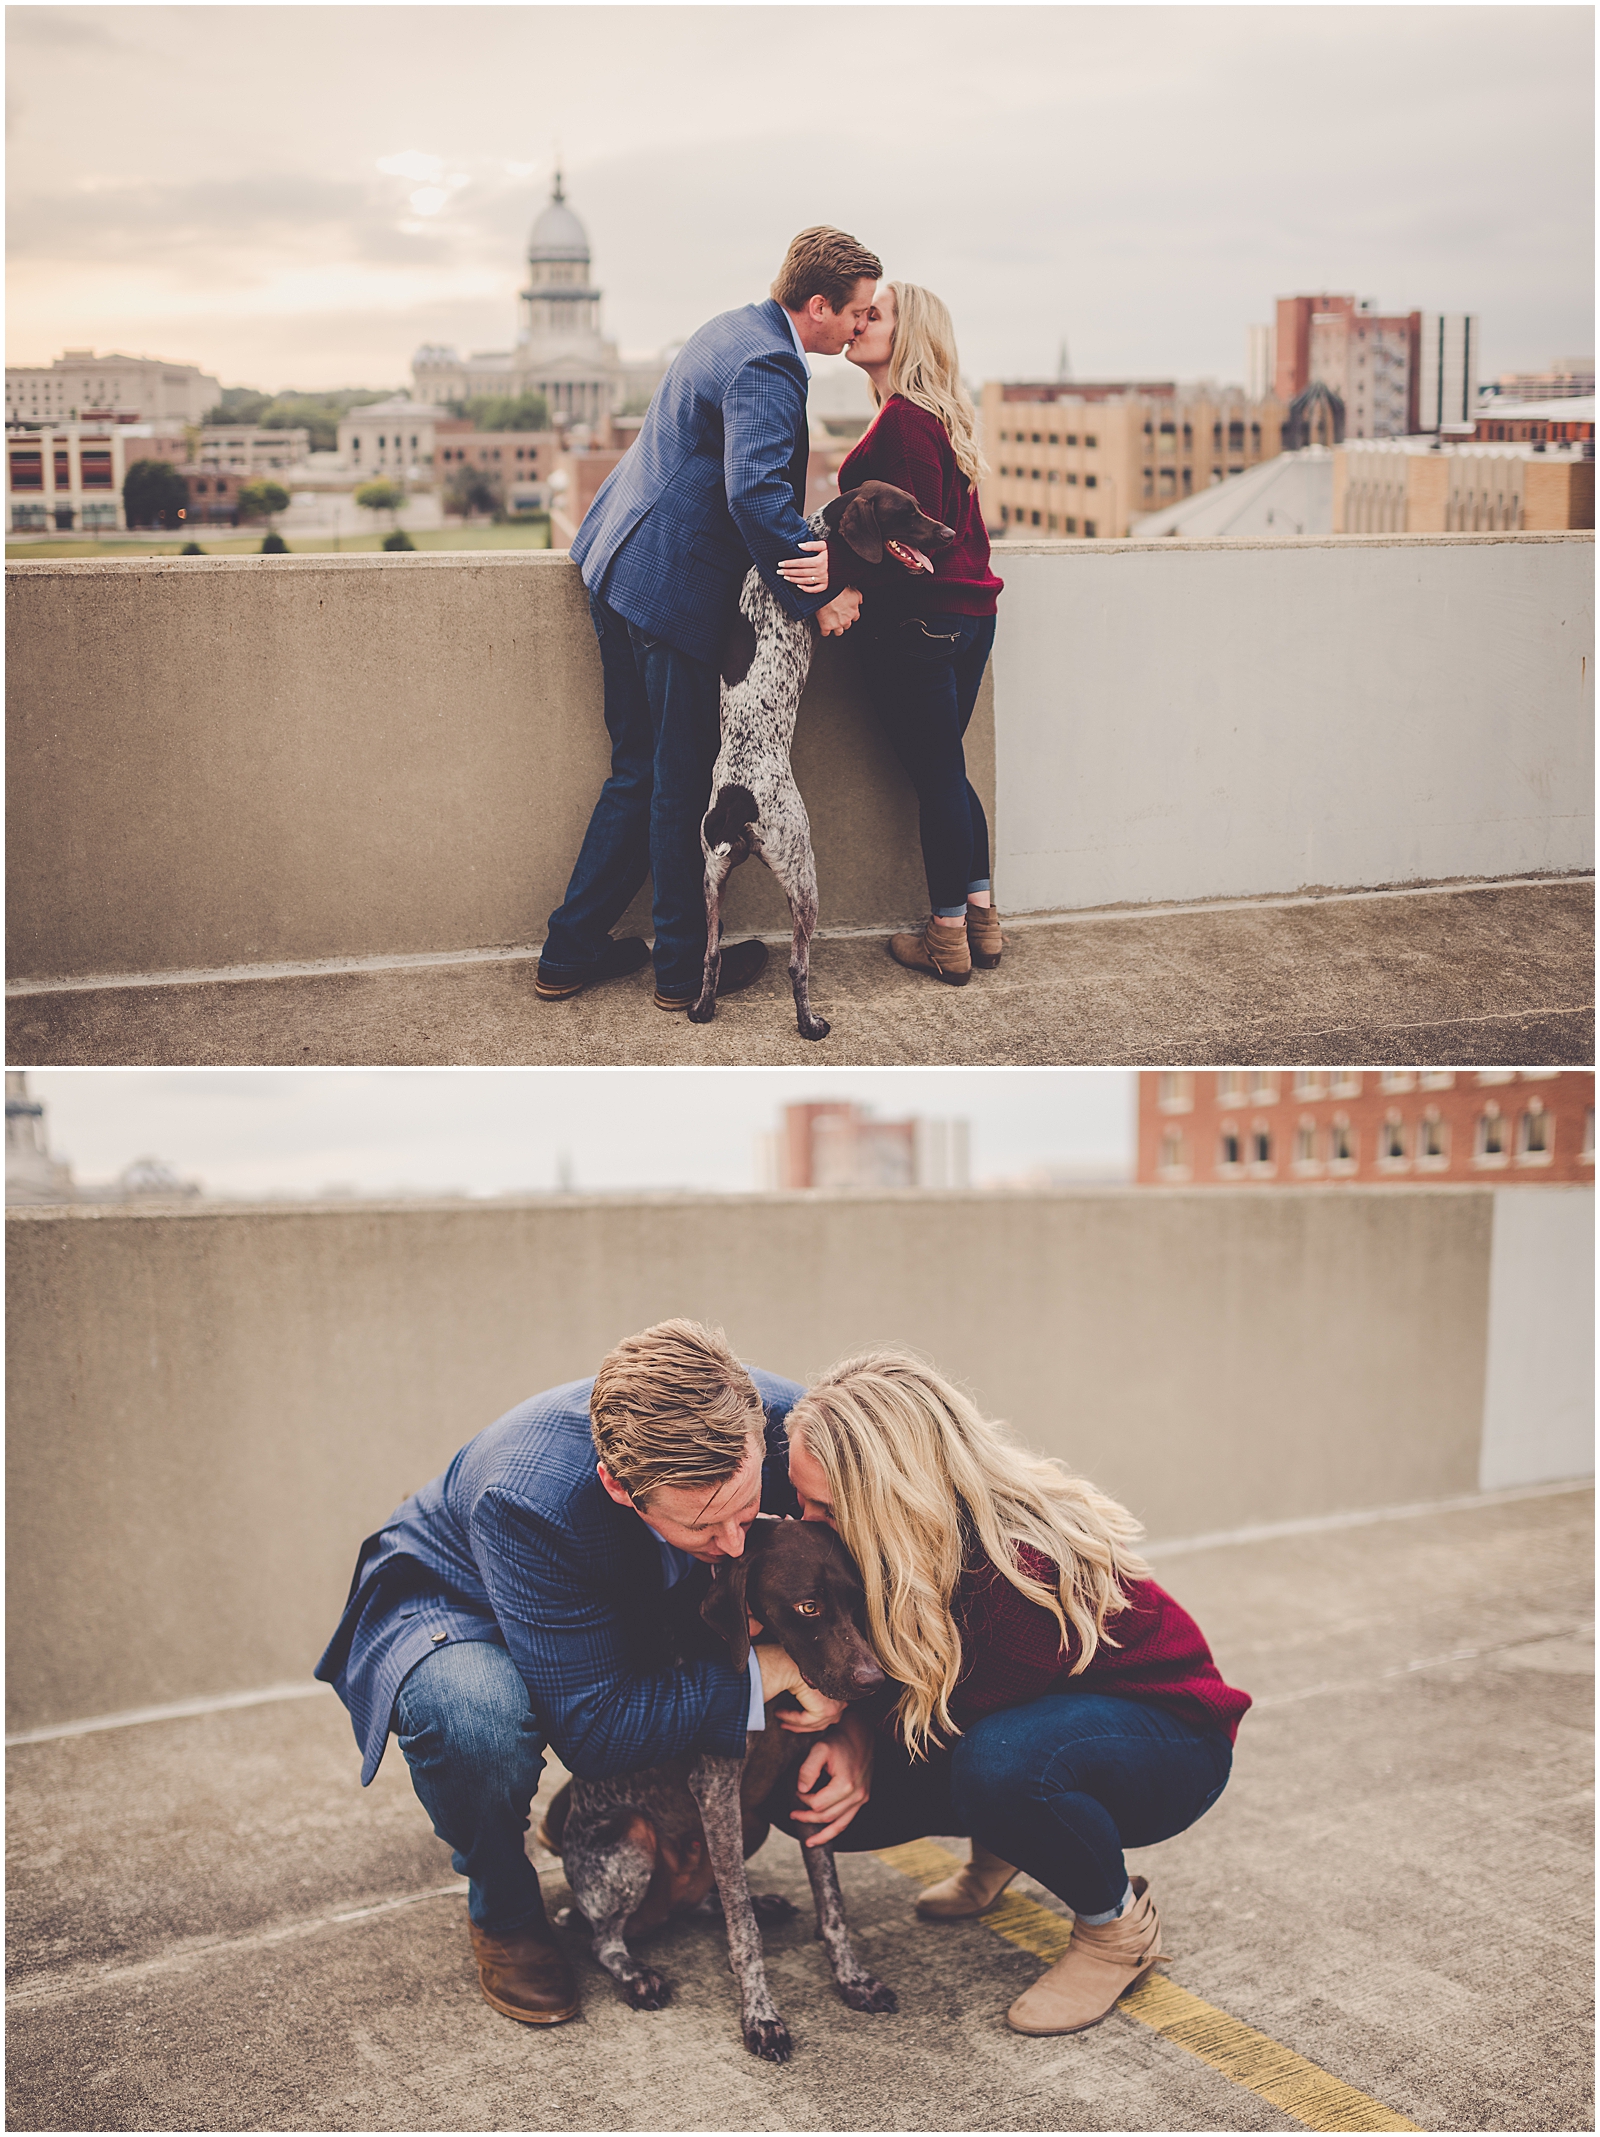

{"left": 1328, "top": 1118, "right": 1357, "bottom": 1169}
{"left": 1217, "top": 1124, "right": 1242, "bottom": 1171}
{"left": 1085, "top": 474, "right": 1097, "bottom": 489}
{"left": 1379, "top": 1112, "right": 1408, "bottom": 1164}
{"left": 1066, "top": 434, "right": 1077, "bottom": 447}
{"left": 1379, "top": 1072, "right": 1415, "bottom": 1093}
{"left": 1417, "top": 1110, "right": 1449, "bottom": 1167}
{"left": 1515, "top": 1103, "right": 1552, "bottom": 1163}
{"left": 1476, "top": 1071, "right": 1516, "bottom": 1085}
{"left": 1329, "top": 1072, "right": 1362, "bottom": 1098}
{"left": 1083, "top": 520, "right": 1097, "bottom": 538}
{"left": 1086, "top": 434, "right": 1097, "bottom": 449}
{"left": 1064, "top": 517, "right": 1077, "bottom": 534}
{"left": 1293, "top": 1073, "right": 1326, "bottom": 1100}
{"left": 1157, "top": 1073, "right": 1193, "bottom": 1113}
{"left": 1475, "top": 1106, "right": 1507, "bottom": 1164}
{"left": 1582, "top": 1109, "right": 1595, "bottom": 1163}
{"left": 1158, "top": 1129, "right": 1190, "bottom": 1179}
{"left": 10, "top": 452, "right": 43, "bottom": 490}
{"left": 1249, "top": 1124, "right": 1273, "bottom": 1169}
{"left": 1292, "top": 1119, "right": 1320, "bottom": 1172}
{"left": 1217, "top": 1071, "right": 1246, "bottom": 1105}
{"left": 1419, "top": 1072, "right": 1456, "bottom": 1090}
{"left": 1250, "top": 1075, "right": 1279, "bottom": 1104}
{"left": 1031, "top": 511, "right": 1041, "bottom": 527}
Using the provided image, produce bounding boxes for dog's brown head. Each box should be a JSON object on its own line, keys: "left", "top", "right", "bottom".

{"left": 701, "top": 1517, "right": 886, "bottom": 1703}
{"left": 821, "top": 480, "right": 956, "bottom": 577}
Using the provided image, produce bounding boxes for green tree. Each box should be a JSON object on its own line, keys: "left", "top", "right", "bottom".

{"left": 123, "top": 459, "right": 190, "bottom": 530}
{"left": 238, "top": 479, "right": 290, "bottom": 527}
{"left": 443, "top": 463, "right": 501, "bottom": 519}
{"left": 179, "top": 541, "right": 206, "bottom": 556}
{"left": 200, "top": 386, "right": 390, "bottom": 451}
{"left": 450, "top": 392, "right": 550, "bottom": 433}
{"left": 354, "top": 479, "right": 406, "bottom": 530}
{"left": 260, "top": 532, "right": 289, "bottom": 553}
{"left": 202, "top": 386, "right": 272, "bottom": 426}
{"left": 382, "top": 528, "right": 416, "bottom": 551}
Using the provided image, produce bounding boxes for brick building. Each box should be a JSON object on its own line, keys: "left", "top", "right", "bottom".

{"left": 1334, "top": 437, "right": 1594, "bottom": 533}
{"left": 759, "top": 1102, "right": 970, "bottom": 1192}
{"left": 7, "top": 425, "right": 128, "bottom": 533}
{"left": 1273, "top": 297, "right": 1480, "bottom": 439}
{"left": 1136, "top": 1072, "right": 1595, "bottom": 1187}
{"left": 980, "top": 382, "right": 1287, "bottom": 538}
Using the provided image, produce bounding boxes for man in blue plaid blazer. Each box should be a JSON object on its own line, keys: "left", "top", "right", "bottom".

{"left": 315, "top": 1321, "right": 845, "bottom": 2026}
{"left": 536, "top": 226, "right": 883, "bottom": 1013}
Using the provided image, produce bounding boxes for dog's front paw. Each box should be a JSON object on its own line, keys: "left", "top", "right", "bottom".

{"left": 744, "top": 2015, "right": 793, "bottom": 2063}
{"left": 797, "top": 1014, "right": 830, "bottom": 1042}
{"left": 626, "top": 1969, "right": 671, "bottom": 2011}
{"left": 839, "top": 1976, "right": 898, "bottom": 2014}
{"left": 686, "top": 998, "right": 717, "bottom": 1025}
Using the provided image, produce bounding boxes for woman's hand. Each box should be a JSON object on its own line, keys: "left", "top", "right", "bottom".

{"left": 789, "top": 1709, "right": 875, "bottom": 1847}
{"left": 776, "top": 539, "right": 831, "bottom": 595}
{"left": 754, "top": 1641, "right": 846, "bottom": 1733}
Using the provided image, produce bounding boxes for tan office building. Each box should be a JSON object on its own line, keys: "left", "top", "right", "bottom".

{"left": 980, "top": 382, "right": 1287, "bottom": 538}
{"left": 5, "top": 350, "right": 221, "bottom": 427}
{"left": 1334, "top": 438, "right": 1594, "bottom": 532}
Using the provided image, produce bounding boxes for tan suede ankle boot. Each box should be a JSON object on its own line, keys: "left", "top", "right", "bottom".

{"left": 888, "top": 916, "right": 972, "bottom": 986}
{"left": 1005, "top": 1877, "right": 1167, "bottom": 2035}
{"left": 915, "top": 1841, "right": 1019, "bottom": 1920}
{"left": 965, "top": 902, "right": 1003, "bottom": 968}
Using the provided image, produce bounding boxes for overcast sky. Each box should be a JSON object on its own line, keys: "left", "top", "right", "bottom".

{"left": 6, "top": 5, "right": 1593, "bottom": 395}
{"left": 23, "top": 1069, "right": 1136, "bottom": 1198}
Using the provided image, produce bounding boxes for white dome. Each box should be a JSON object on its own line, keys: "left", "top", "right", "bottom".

{"left": 528, "top": 178, "right": 589, "bottom": 263}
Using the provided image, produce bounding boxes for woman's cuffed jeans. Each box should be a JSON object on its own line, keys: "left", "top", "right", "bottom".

{"left": 392, "top": 1640, "right": 549, "bottom": 1933}
{"left": 768, "top": 1692, "right": 1232, "bottom": 1921}
{"left": 852, "top": 611, "right": 997, "bottom": 916}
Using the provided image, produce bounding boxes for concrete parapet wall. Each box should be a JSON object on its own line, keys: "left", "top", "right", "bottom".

{"left": 5, "top": 552, "right": 966, "bottom": 983}
{"left": 7, "top": 1185, "right": 1590, "bottom": 1734}
{"left": 6, "top": 535, "right": 1591, "bottom": 983}
{"left": 991, "top": 531, "right": 1593, "bottom": 914}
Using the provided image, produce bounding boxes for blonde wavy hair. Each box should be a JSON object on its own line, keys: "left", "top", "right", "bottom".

{"left": 785, "top": 1351, "right": 1148, "bottom": 1759}
{"left": 871, "top": 282, "right": 986, "bottom": 490}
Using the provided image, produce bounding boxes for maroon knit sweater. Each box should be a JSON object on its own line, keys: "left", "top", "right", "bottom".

{"left": 926, "top": 1542, "right": 1251, "bottom": 1745}
{"left": 837, "top": 395, "right": 1003, "bottom": 619}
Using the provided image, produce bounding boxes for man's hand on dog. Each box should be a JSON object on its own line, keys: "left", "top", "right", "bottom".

{"left": 754, "top": 1641, "right": 847, "bottom": 1732}
{"left": 790, "top": 1709, "right": 875, "bottom": 1846}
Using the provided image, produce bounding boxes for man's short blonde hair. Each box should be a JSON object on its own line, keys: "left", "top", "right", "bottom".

{"left": 772, "top": 227, "right": 883, "bottom": 315}
{"left": 590, "top": 1319, "right": 764, "bottom": 1504}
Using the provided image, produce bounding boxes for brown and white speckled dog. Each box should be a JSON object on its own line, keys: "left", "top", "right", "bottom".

{"left": 690, "top": 481, "right": 957, "bottom": 1042}
{"left": 552, "top": 1518, "right": 897, "bottom": 2062}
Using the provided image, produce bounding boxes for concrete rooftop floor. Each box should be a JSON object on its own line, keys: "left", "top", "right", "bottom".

{"left": 5, "top": 877, "right": 1593, "bottom": 1068}
{"left": 6, "top": 1484, "right": 1592, "bottom": 2133}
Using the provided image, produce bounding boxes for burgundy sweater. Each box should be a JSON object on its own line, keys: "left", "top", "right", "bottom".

{"left": 837, "top": 395, "right": 1003, "bottom": 619}
{"left": 922, "top": 1543, "right": 1250, "bottom": 1745}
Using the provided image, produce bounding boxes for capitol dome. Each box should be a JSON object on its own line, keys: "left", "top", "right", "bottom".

{"left": 528, "top": 173, "right": 590, "bottom": 263}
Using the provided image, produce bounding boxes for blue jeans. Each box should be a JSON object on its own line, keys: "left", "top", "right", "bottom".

{"left": 393, "top": 1641, "right": 549, "bottom": 1933}
{"left": 768, "top": 1693, "right": 1231, "bottom": 1922}
{"left": 853, "top": 611, "right": 997, "bottom": 916}
{"left": 540, "top": 590, "right": 724, "bottom": 998}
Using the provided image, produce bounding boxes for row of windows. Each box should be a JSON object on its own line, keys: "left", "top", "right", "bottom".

{"left": 1156, "top": 1070, "right": 1559, "bottom": 1111}
{"left": 998, "top": 506, "right": 1097, "bottom": 535}
{"left": 1159, "top": 1102, "right": 1583, "bottom": 1173}
{"left": 998, "top": 467, "right": 1100, "bottom": 487}
{"left": 9, "top": 450, "right": 114, "bottom": 492}
{"left": 997, "top": 428, "right": 1099, "bottom": 448}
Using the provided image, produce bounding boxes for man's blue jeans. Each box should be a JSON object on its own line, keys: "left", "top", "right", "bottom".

{"left": 393, "top": 1641, "right": 549, "bottom": 1933}
{"left": 540, "top": 590, "right": 723, "bottom": 999}
{"left": 768, "top": 1692, "right": 1232, "bottom": 1923}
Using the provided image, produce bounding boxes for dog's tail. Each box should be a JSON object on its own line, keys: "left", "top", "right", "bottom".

{"left": 703, "top": 782, "right": 759, "bottom": 857}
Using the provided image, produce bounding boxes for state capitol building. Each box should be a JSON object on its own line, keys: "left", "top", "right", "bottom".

{"left": 412, "top": 170, "right": 666, "bottom": 424}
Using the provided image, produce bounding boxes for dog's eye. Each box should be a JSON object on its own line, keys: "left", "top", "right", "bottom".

{"left": 793, "top": 1600, "right": 822, "bottom": 1617}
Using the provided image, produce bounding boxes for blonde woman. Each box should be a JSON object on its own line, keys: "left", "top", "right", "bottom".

{"left": 768, "top": 1352, "right": 1248, "bottom": 2038}
{"left": 778, "top": 283, "right": 1005, "bottom": 987}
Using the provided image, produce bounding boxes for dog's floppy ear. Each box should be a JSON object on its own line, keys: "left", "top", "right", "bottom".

{"left": 701, "top": 1553, "right": 753, "bottom": 1674}
{"left": 827, "top": 488, "right": 884, "bottom": 565}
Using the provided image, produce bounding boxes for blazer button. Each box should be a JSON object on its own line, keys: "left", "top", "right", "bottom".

{"left": 431, "top": 1630, "right": 448, "bottom": 1644}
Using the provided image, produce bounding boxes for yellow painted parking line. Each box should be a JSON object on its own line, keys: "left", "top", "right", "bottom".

{"left": 874, "top": 1841, "right": 1421, "bottom": 2135}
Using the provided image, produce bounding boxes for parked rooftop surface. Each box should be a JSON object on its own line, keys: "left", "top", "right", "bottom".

{"left": 7, "top": 876, "right": 1592, "bottom": 1068}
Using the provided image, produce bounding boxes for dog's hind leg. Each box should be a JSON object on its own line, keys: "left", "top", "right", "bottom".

{"left": 688, "top": 1753, "right": 792, "bottom": 2062}
{"left": 763, "top": 817, "right": 828, "bottom": 1042}
{"left": 564, "top": 1810, "right": 672, "bottom": 2010}
{"left": 800, "top": 1842, "right": 898, "bottom": 2014}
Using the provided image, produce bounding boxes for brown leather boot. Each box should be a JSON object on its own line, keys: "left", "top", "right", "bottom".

{"left": 1005, "top": 1877, "right": 1167, "bottom": 2035}
{"left": 469, "top": 1911, "right": 580, "bottom": 2024}
{"left": 915, "top": 1840, "right": 1019, "bottom": 1919}
{"left": 965, "top": 902, "right": 1003, "bottom": 969}
{"left": 888, "top": 916, "right": 971, "bottom": 986}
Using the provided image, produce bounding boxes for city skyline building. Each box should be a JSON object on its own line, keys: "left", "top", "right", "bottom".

{"left": 5, "top": 350, "right": 220, "bottom": 429}
{"left": 759, "top": 1102, "right": 971, "bottom": 1193}
{"left": 1137, "top": 1071, "right": 1594, "bottom": 1188}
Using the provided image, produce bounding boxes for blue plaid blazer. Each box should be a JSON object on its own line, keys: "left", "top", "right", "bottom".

{"left": 570, "top": 298, "right": 839, "bottom": 664}
{"left": 315, "top": 1369, "right": 803, "bottom": 1785}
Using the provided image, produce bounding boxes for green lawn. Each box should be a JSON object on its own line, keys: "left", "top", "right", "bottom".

{"left": 6, "top": 521, "right": 553, "bottom": 561}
